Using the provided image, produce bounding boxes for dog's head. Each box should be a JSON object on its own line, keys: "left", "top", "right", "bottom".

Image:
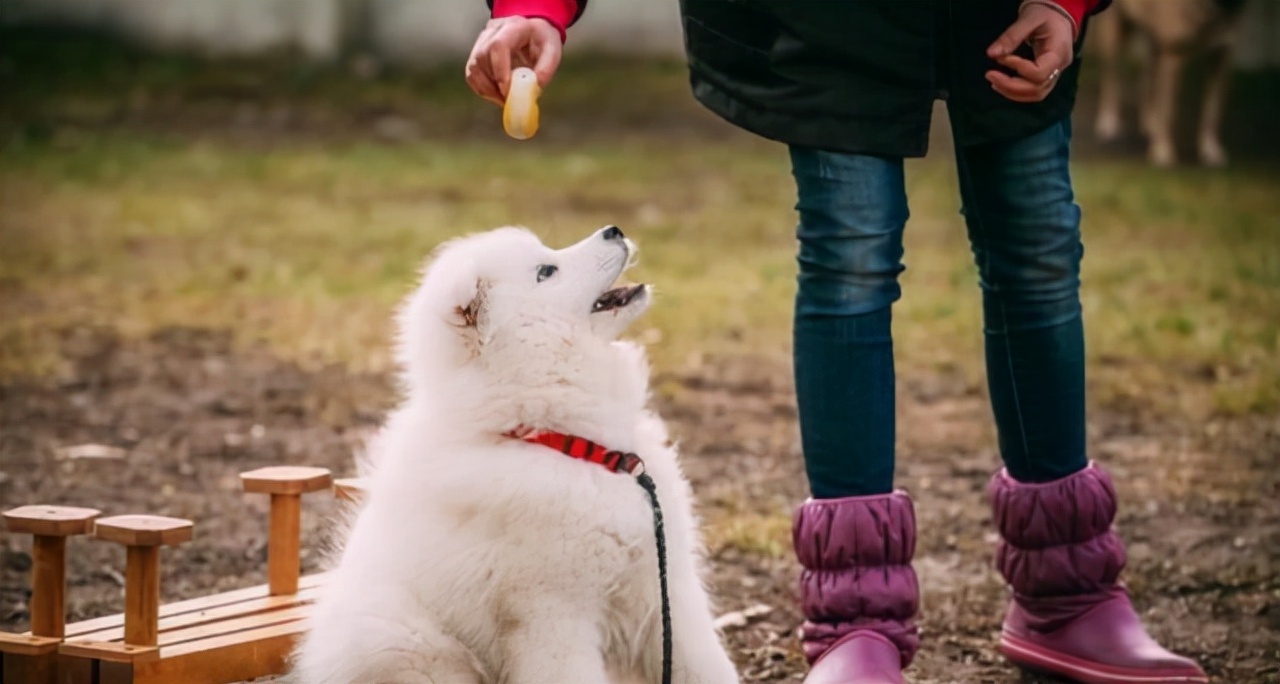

{"left": 396, "top": 226, "right": 652, "bottom": 424}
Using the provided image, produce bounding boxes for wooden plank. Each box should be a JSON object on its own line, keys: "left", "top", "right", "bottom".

{"left": 3, "top": 652, "right": 57, "bottom": 684}
{"left": 0, "top": 632, "right": 60, "bottom": 656}
{"left": 69, "top": 621, "right": 308, "bottom": 684}
{"left": 59, "top": 640, "right": 159, "bottom": 663}
{"left": 55, "top": 574, "right": 326, "bottom": 681}
{"left": 66, "top": 585, "right": 319, "bottom": 644}
{"left": 99, "top": 659, "right": 134, "bottom": 684}
{"left": 64, "top": 604, "right": 307, "bottom": 656}
{"left": 62, "top": 572, "right": 327, "bottom": 638}
{"left": 132, "top": 621, "right": 304, "bottom": 684}
{"left": 54, "top": 653, "right": 95, "bottom": 684}
{"left": 155, "top": 605, "right": 307, "bottom": 648}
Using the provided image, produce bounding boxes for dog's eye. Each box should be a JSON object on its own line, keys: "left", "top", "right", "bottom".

{"left": 536, "top": 264, "right": 558, "bottom": 282}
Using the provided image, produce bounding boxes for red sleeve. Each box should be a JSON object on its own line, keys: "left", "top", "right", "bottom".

{"left": 491, "top": 0, "right": 581, "bottom": 42}
{"left": 1048, "top": 0, "right": 1109, "bottom": 28}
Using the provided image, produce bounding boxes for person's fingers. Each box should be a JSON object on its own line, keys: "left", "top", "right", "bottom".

{"left": 531, "top": 34, "right": 563, "bottom": 88}
{"left": 465, "top": 22, "right": 507, "bottom": 105}
{"left": 995, "top": 51, "right": 1067, "bottom": 86}
{"left": 465, "top": 48, "right": 505, "bottom": 105}
{"left": 985, "top": 69, "right": 1052, "bottom": 102}
{"left": 464, "top": 17, "right": 562, "bottom": 104}
{"left": 488, "top": 39, "right": 513, "bottom": 97}
{"left": 988, "top": 15, "right": 1036, "bottom": 58}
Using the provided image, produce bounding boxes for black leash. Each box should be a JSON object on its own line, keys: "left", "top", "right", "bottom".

{"left": 634, "top": 471, "right": 672, "bottom": 684}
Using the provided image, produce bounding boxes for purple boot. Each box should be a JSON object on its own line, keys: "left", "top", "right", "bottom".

{"left": 794, "top": 492, "right": 919, "bottom": 684}
{"left": 989, "top": 463, "right": 1208, "bottom": 683}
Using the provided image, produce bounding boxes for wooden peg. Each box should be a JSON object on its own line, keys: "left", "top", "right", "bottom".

{"left": 239, "top": 466, "right": 332, "bottom": 596}
{"left": 3, "top": 506, "right": 100, "bottom": 640}
{"left": 93, "top": 515, "right": 193, "bottom": 648}
{"left": 1, "top": 506, "right": 100, "bottom": 684}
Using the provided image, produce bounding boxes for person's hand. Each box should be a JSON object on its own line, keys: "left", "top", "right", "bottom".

{"left": 985, "top": 2, "right": 1076, "bottom": 103}
{"left": 465, "top": 16, "right": 563, "bottom": 107}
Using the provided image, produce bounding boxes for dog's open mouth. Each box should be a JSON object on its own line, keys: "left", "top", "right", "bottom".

{"left": 592, "top": 284, "right": 646, "bottom": 313}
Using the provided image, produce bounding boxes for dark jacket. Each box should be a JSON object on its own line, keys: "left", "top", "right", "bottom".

{"left": 679, "top": 0, "right": 1105, "bottom": 156}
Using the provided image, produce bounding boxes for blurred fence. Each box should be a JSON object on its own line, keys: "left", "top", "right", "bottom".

{"left": 0, "top": 0, "right": 683, "bottom": 63}
{"left": 4, "top": 0, "right": 1278, "bottom": 68}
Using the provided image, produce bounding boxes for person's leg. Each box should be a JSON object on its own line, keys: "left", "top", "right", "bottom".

{"left": 790, "top": 146, "right": 905, "bottom": 499}
{"left": 789, "top": 146, "right": 917, "bottom": 684}
{"left": 953, "top": 118, "right": 1088, "bottom": 483}
{"left": 955, "top": 119, "right": 1206, "bottom": 683}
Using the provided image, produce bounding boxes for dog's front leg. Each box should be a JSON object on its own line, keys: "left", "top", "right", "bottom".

{"left": 1146, "top": 46, "right": 1185, "bottom": 167}
{"left": 665, "top": 559, "right": 740, "bottom": 683}
{"left": 1197, "top": 44, "right": 1234, "bottom": 167}
{"left": 501, "top": 616, "right": 611, "bottom": 684}
{"left": 1093, "top": 11, "right": 1127, "bottom": 141}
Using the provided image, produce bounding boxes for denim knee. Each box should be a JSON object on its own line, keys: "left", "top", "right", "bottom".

{"left": 957, "top": 120, "right": 1084, "bottom": 332}
{"left": 790, "top": 146, "right": 909, "bottom": 319}
{"left": 974, "top": 225, "right": 1083, "bottom": 331}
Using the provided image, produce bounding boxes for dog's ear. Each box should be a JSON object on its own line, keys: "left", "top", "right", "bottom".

{"left": 436, "top": 256, "right": 489, "bottom": 338}
{"left": 453, "top": 281, "right": 488, "bottom": 332}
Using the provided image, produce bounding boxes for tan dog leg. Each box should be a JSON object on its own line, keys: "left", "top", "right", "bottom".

{"left": 1146, "top": 47, "right": 1185, "bottom": 167}
{"left": 1094, "top": 12, "right": 1127, "bottom": 141}
{"left": 1197, "top": 45, "right": 1233, "bottom": 167}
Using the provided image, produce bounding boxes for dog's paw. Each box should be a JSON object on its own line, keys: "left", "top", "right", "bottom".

{"left": 1148, "top": 139, "right": 1177, "bottom": 168}
{"left": 1198, "top": 137, "right": 1228, "bottom": 168}
{"left": 1095, "top": 110, "right": 1122, "bottom": 141}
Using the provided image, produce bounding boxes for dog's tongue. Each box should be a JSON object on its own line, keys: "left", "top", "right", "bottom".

{"left": 592, "top": 284, "right": 644, "bottom": 312}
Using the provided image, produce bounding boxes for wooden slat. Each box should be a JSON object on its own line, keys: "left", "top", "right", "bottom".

{"left": 85, "top": 618, "right": 306, "bottom": 684}
{"left": 130, "top": 620, "right": 305, "bottom": 684}
{"left": 66, "top": 585, "right": 319, "bottom": 644}
{"left": 156, "top": 605, "right": 307, "bottom": 648}
{"left": 55, "top": 574, "right": 326, "bottom": 681}
{"left": 62, "top": 572, "right": 327, "bottom": 638}
{"left": 63, "top": 604, "right": 308, "bottom": 654}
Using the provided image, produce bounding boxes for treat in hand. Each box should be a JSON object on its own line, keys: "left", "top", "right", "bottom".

{"left": 503, "top": 67, "right": 541, "bottom": 140}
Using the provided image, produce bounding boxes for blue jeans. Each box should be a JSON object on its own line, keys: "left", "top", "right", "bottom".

{"left": 791, "top": 117, "right": 1088, "bottom": 498}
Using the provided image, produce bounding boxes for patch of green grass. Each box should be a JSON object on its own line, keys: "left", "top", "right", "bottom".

{"left": 705, "top": 511, "right": 793, "bottom": 559}
{"left": 2, "top": 32, "right": 1277, "bottom": 417}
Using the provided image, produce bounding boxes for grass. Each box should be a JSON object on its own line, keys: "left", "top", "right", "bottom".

{"left": 2, "top": 28, "right": 1278, "bottom": 428}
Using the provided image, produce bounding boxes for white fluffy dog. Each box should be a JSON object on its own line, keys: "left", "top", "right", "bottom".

{"left": 291, "top": 226, "right": 739, "bottom": 684}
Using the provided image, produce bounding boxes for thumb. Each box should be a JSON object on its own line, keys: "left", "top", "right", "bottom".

{"left": 988, "top": 15, "right": 1036, "bottom": 58}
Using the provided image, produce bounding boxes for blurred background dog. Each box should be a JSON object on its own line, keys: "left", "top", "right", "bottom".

{"left": 1093, "top": 0, "right": 1249, "bottom": 166}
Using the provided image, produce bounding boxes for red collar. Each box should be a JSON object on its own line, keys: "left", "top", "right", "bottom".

{"left": 506, "top": 426, "right": 645, "bottom": 476}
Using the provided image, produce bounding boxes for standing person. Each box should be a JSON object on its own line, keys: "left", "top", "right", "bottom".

{"left": 465, "top": 2, "right": 1208, "bottom": 682}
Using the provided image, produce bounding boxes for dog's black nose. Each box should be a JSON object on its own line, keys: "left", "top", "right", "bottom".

{"left": 602, "top": 225, "right": 624, "bottom": 241}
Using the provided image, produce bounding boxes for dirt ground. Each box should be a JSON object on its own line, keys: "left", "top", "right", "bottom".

{"left": 1, "top": 325, "right": 1276, "bottom": 683}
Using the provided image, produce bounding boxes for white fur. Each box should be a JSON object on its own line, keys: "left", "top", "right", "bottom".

{"left": 291, "top": 226, "right": 739, "bottom": 684}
